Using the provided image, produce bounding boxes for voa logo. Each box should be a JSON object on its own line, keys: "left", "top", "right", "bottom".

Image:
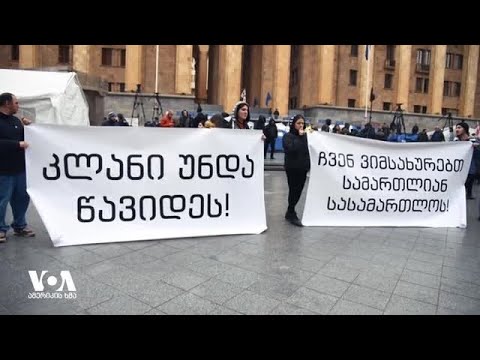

{"left": 27, "top": 271, "right": 77, "bottom": 300}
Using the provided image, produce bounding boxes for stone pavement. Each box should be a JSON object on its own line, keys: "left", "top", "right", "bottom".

{"left": 0, "top": 172, "right": 479, "bottom": 315}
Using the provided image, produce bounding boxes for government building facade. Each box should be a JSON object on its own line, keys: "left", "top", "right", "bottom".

{"left": 1, "top": 45, "right": 479, "bottom": 122}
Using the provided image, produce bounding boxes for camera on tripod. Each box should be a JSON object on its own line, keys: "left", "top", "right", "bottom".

{"left": 131, "top": 84, "right": 146, "bottom": 126}
{"left": 390, "top": 103, "right": 406, "bottom": 135}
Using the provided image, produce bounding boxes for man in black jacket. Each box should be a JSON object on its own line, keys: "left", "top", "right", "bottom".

{"left": 263, "top": 118, "right": 278, "bottom": 159}
{"left": 0, "top": 93, "right": 35, "bottom": 242}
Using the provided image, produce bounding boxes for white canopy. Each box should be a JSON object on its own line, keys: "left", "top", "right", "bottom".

{"left": 0, "top": 69, "right": 89, "bottom": 126}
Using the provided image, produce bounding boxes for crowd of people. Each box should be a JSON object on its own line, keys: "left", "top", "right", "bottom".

{"left": 1, "top": 93, "right": 480, "bottom": 243}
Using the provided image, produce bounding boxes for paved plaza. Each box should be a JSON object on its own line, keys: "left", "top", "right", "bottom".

{"left": 1, "top": 171, "right": 479, "bottom": 315}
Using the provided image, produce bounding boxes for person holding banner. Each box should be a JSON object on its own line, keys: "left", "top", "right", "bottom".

{"left": 455, "top": 122, "right": 480, "bottom": 200}
{"left": 0, "top": 93, "right": 35, "bottom": 243}
{"left": 231, "top": 101, "right": 251, "bottom": 130}
{"left": 283, "top": 114, "right": 310, "bottom": 226}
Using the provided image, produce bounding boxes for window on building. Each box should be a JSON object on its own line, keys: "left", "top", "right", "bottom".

{"left": 385, "top": 45, "right": 396, "bottom": 68}
{"left": 454, "top": 54, "right": 463, "bottom": 70}
{"left": 454, "top": 82, "right": 461, "bottom": 97}
{"left": 415, "top": 78, "right": 422, "bottom": 92}
{"left": 349, "top": 70, "right": 357, "bottom": 86}
{"left": 383, "top": 102, "right": 391, "bottom": 111}
{"left": 58, "top": 45, "right": 71, "bottom": 64}
{"left": 442, "top": 107, "right": 458, "bottom": 116}
{"left": 102, "top": 48, "right": 113, "bottom": 66}
{"left": 120, "top": 49, "right": 126, "bottom": 67}
{"left": 386, "top": 45, "right": 395, "bottom": 61}
{"left": 350, "top": 45, "right": 358, "bottom": 57}
{"left": 108, "top": 82, "right": 114, "bottom": 92}
{"left": 348, "top": 99, "right": 356, "bottom": 108}
{"left": 444, "top": 81, "right": 450, "bottom": 96}
{"left": 414, "top": 105, "right": 427, "bottom": 113}
{"left": 384, "top": 74, "right": 393, "bottom": 89}
{"left": 415, "top": 77, "right": 429, "bottom": 93}
{"left": 443, "top": 81, "right": 461, "bottom": 97}
{"left": 11, "top": 45, "right": 19, "bottom": 61}
{"left": 119, "top": 83, "right": 125, "bottom": 92}
{"left": 416, "top": 49, "right": 431, "bottom": 65}
{"left": 447, "top": 53, "right": 463, "bottom": 70}
{"left": 416, "top": 48, "right": 431, "bottom": 72}
{"left": 446, "top": 53, "right": 453, "bottom": 69}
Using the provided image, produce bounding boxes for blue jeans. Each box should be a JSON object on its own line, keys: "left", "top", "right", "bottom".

{"left": 0, "top": 172, "right": 30, "bottom": 233}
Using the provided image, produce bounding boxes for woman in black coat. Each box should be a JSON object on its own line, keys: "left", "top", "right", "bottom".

{"left": 282, "top": 114, "right": 310, "bottom": 226}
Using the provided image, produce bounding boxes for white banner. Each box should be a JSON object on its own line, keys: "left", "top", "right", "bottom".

{"left": 25, "top": 125, "right": 266, "bottom": 246}
{"left": 302, "top": 132, "right": 473, "bottom": 228}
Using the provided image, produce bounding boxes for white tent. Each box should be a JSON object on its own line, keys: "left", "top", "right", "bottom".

{"left": 0, "top": 69, "right": 89, "bottom": 126}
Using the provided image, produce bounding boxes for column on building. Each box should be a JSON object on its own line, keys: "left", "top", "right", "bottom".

{"left": 270, "top": 45, "right": 291, "bottom": 116}
{"left": 19, "top": 45, "right": 40, "bottom": 69}
{"left": 175, "top": 45, "right": 193, "bottom": 95}
{"left": 429, "top": 45, "right": 447, "bottom": 115}
{"left": 314, "top": 45, "right": 336, "bottom": 106}
{"left": 460, "top": 45, "right": 479, "bottom": 117}
{"left": 298, "top": 45, "right": 313, "bottom": 107}
{"left": 217, "top": 45, "right": 243, "bottom": 112}
{"left": 259, "top": 45, "right": 274, "bottom": 110}
{"left": 196, "top": 45, "right": 209, "bottom": 103}
{"left": 395, "top": 45, "right": 412, "bottom": 110}
{"left": 359, "top": 45, "right": 375, "bottom": 109}
{"left": 125, "top": 45, "right": 144, "bottom": 92}
{"left": 245, "top": 45, "right": 291, "bottom": 114}
{"left": 72, "top": 45, "right": 92, "bottom": 74}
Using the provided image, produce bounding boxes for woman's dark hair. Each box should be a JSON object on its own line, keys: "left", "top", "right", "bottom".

{"left": 254, "top": 115, "right": 266, "bottom": 129}
{"left": 234, "top": 101, "right": 250, "bottom": 122}
{"left": 290, "top": 114, "right": 305, "bottom": 133}
{"left": 209, "top": 113, "right": 227, "bottom": 128}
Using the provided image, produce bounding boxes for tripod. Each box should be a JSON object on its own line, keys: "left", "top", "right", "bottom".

{"left": 438, "top": 112, "right": 455, "bottom": 141}
{"left": 151, "top": 92, "right": 163, "bottom": 121}
{"left": 439, "top": 112, "right": 454, "bottom": 131}
{"left": 131, "top": 84, "right": 147, "bottom": 125}
{"left": 390, "top": 103, "right": 406, "bottom": 136}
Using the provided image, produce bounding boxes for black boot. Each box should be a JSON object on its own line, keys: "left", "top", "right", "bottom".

{"left": 286, "top": 212, "right": 303, "bottom": 226}
{"left": 285, "top": 208, "right": 296, "bottom": 220}
{"left": 289, "top": 213, "right": 303, "bottom": 227}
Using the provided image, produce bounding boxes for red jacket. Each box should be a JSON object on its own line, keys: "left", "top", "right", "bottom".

{"left": 159, "top": 116, "right": 175, "bottom": 127}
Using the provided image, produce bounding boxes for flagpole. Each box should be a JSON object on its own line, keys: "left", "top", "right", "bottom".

{"left": 155, "top": 45, "right": 159, "bottom": 94}
{"left": 364, "top": 45, "right": 370, "bottom": 118}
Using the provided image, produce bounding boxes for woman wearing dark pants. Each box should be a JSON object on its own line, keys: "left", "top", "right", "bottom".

{"left": 283, "top": 115, "right": 310, "bottom": 226}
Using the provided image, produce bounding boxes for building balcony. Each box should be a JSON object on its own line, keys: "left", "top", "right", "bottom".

{"left": 416, "top": 63, "right": 430, "bottom": 73}
{"left": 384, "top": 59, "right": 396, "bottom": 69}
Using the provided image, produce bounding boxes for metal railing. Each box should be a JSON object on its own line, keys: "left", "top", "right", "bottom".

{"left": 416, "top": 63, "right": 430, "bottom": 73}
{"left": 384, "top": 59, "right": 396, "bottom": 69}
